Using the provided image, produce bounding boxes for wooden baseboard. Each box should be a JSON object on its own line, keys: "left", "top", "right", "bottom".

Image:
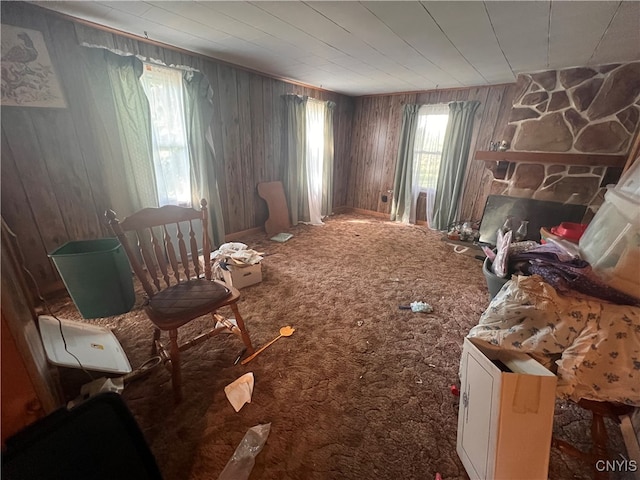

{"left": 335, "top": 207, "right": 429, "bottom": 226}
{"left": 334, "top": 207, "right": 390, "bottom": 219}
{"left": 224, "top": 226, "right": 264, "bottom": 242}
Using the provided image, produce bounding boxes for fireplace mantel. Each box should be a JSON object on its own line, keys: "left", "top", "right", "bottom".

{"left": 474, "top": 151, "right": 626, "bottom": 168}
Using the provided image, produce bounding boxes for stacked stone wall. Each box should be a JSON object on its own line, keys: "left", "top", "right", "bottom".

{"left": 507, "top": 62, "right": 640, "bottom": 154}
{"left": 486, "top": 61, "right": 639, "bottom": 219}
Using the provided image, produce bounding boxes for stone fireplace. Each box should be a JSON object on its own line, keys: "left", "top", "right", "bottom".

{"left": 481, "top": 61, "right": 640, "bottom": 221}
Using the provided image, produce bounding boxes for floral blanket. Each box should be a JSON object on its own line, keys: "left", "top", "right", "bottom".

{"left": 468, "top": 275, "right": 640, "bottom": 406}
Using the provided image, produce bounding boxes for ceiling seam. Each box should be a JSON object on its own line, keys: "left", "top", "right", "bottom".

{"left": 588, "top": 0, "right": 623, "bottom": 65}
{"left": 357, "top": 2, "right": 453, "bottom": 86}
{"left": 547, "top": 0, "right": 552, "bottom": 68}
{"left": 303, "top": 2, "right": 437, "bottom": 89}
{"left": 482, "top": 1, "right": 514, "bottom": 79}
{"left": 416, "top": 2, "right": 489, "bottom": 84}
{"left": 240, "top": 2, "right": 389, "bottom": 83}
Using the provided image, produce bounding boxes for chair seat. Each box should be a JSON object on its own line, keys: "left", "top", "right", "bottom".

{"left": 146, "top": 279, "right": 231, "bottom": 329}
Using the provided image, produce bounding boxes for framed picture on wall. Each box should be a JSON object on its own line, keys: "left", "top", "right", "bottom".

{"left": 1, "top": 24, "right": 67, "bottom": 108}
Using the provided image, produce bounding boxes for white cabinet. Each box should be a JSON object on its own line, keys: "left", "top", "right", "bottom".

{"left": 457, "top": 338, "right": 557, "bottom": 480}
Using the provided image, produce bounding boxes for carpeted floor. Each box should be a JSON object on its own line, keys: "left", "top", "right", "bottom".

{"left": 51, "top": 213, "right": 633, "bottom": 480}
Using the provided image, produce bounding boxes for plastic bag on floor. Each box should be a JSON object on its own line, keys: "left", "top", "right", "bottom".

{"left": 217, "top": 423, "right": 271, "bottom": 480}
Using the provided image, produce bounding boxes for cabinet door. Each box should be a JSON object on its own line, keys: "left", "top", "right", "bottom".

{"left": 458, "top": 344, "right": 500, "bottom": 480}
{"left": 1, "top": 312, "right": 44, "bottom": 443}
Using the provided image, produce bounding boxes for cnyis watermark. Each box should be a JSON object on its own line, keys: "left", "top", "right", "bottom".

{"left": 595, "top": 454, "right": 638, "bottom": 473}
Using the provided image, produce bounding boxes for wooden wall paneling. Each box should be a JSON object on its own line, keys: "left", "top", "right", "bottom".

{"left": 367, "top": 97, "right": 386, "bottom": 210}
{"left": 492, "top": 84, "right": 517, "bottom": 144}
{"left": 47, "top": 16, "right": 112, "bottom": 238}
{"left": 249, "top": 74, "right": 268, "bottom": 226}
{"left": 380, "top": 94, "right": 414, "bottom": 212}
{"left": 375, "top": 96, "right": 395, "bottom": 214}
{"left": 364, "top": 96, "right": 385, "bottom": 210}
{"left": 217, "top": 65, "right": 244, "bottom": 234}
{"left": 356, "top": 97, "right": 376, "bottom": 210}
{"left": 345, "top": 97, "right": 365, "bottom": 208}
{"left": 428, "top": 90, "right": 443, "bottom": 104}
{"left": 470, "top": 84, "right": 517, "bottom": 223}
{"left": 236, "top": 70, "right": 256, "bottom": 231}
{"left": 25, "top": 14, "right": 104, "bottom": 241}
{"left": 271, "top": 80, "right": 287, "bottom": 185}
{"left": 331, "top": 101, "right": 344, "bottom": 209}
{"left": 1, "top": 133, "right": 58, "bottom": 287}
{"left": 350, "top": 97, "right": 370, "bottom": 209}
{"left": 459, "top": 86, "right": 504, "bottom": 222}
{"left": 260, "top": 78, "right": 277, "bottom": 187}
{"left": 473, "top": 87, "right": 503, "bottom": 156}
{"left": 415, "top": 91, "right": 430, "bottom": 104}
{"left": 30, "top": 111, "right": 104, "bottom": 241}
{"left": 333, "top": 98, "right": 354, "bottom": 209}
{"left": 468, "top": 83, "right": 516, "bottom": 222}
{"left": 1, "top": 111, "right": 69, "bottom": 253}
{"left": 1, "top": 0, "right": 50, "bottom": 40}
{"left": 464, "top": 85, "right": 515, "bottom": 222}
{"left": 456, "top": 89, "right": 470, "bottom": 101}
{"left": 202, "top": 63, "right": 230, "bottom": 232}
{"left": 458, "top": 86, "right": 492, "bottom": 221}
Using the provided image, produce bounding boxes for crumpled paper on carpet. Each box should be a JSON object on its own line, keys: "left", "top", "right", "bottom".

{"left": 224, "top": 372, "right": 254, "bottom": 412}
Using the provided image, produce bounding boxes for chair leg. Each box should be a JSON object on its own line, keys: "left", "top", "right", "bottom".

{"left": 169, "top": 329, "right": 182, "bottom": 404}
{"left": 152, "top": 327, "right": 161, "bottom": 355}
{"left": 230, "top": 303, "right": 254, "bottom": 354}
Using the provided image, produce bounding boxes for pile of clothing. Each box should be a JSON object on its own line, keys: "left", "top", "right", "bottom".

{"left": 211, "top": 242, "right": 263, "bottom": 280}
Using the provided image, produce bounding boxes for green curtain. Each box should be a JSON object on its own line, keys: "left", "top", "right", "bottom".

{"left": 79, "top": 49, "right": 157, "bottom": 218}
{"left": 182, "top": 70, "right": 225, "bottom": 247}
{"left": 284, "top": 95, "right": 308, "bottom": 225}
{"left": 321, "top": 101, "right": 336, "bottom": 217}
{"left": 390, "top": 104, "right": 420, "bottom": 223}
{"left": 102, "top": 51, "right": 158, "bottom": 214}
{"left": 431, "top": 100, "right": 481, "bottom": 231}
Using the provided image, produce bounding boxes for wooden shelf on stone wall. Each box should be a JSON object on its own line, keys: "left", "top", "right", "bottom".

{"left": 474, "top": 150, "right": 626, "bottom": 167}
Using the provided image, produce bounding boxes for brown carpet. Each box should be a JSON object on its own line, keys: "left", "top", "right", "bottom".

{"left": 51, "top": 213, "right": 631, "bottom": 480}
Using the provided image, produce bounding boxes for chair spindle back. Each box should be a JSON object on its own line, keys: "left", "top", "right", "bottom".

{"left": 106, "top": 199, "right": 213, "bottom": 299}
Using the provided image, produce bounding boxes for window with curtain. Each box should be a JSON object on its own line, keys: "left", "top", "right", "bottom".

{"left": 140, "top": 63, "right": 191, "bottom": 207}
{"left": 413, "top": 104, "right": 449, "bottom": 225}
{"left": 305, "top": 98, "right": 326, "bottom": 224}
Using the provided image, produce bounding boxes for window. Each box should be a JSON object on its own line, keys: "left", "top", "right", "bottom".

{"left": 140, "top": 63, "right": 191, "bottom": 206}
{"left": 413, "top": 104, "right": 449, "bottom": 192}
{"left": 305, "top": 98, "right": 326, "bottom": 224}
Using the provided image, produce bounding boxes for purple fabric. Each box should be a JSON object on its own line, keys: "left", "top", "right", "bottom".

{"left": 510, "top": 244, "right": 640, "bottom": 306}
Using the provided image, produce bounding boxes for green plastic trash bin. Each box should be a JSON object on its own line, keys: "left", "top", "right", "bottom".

{"left": 49, "top": 238, "right": 135, "bottom": 319}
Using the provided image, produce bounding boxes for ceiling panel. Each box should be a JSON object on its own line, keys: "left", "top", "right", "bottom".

{"left": 590, "top": 1, "right": 640, "bottom": 66}
{"left": 423, "top": 1, "right": 514, "bottom": 83}
{"left": 484, "top": 1, "right": 551, "bottom": 73}
{"left": 548, "top": 1, "right": 620, "bottom": 68}
{"left": 27, "top": 1, "right": 640, "bottom": 96}
{"left": 100, "top": 1, "right": 152, "bottom": 17}
{"left": 364, "top": 1, "right": 481, "bottom": 86}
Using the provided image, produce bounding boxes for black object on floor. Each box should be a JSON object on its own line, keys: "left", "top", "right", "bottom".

{"left": 478, "top": 195, "right": 586, "bottom": 246}
{"left": 2, "top": 392, "right": 162, "bottom": 480}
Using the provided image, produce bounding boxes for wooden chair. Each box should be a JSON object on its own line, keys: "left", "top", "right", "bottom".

{"left": 105, "top": 199, "right": 254, "bottom": 403}
{"left": 552, "top": 399, "right": 634, "bottom": 480}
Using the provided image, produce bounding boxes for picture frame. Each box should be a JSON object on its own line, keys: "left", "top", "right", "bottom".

{"left": 1, "top": 24, "right": 67, "bottom": 108}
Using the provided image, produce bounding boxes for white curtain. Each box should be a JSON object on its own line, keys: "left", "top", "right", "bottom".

{"left": 140, "top": 63, "right": 191, "bottom": 207}
{"left": 413, "top": 104, "right": 449, "bottom": 226}
{"left": 305, "top": 98, "right": 326, "bottom": 225}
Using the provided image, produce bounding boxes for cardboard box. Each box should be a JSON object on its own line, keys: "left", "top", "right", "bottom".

{"left": 222, "top": 263, "right": 262, "bottom": 289}
{"left": 457, "top": 337, "right": 557, "bottom": 480}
